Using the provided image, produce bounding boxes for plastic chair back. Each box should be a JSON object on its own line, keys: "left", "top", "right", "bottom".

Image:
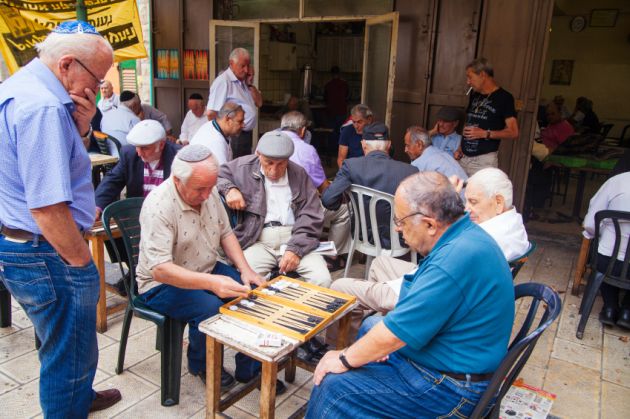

{"left": 592, "top": 210, "right": 630, "bottom": 287}
{"left": 508, "top": 240, "right": 537, "bottom": 279}
{"left": 470, "top": 283, "right": 562, "bottom": 418}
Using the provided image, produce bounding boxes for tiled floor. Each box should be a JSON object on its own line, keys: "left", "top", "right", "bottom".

{"left": 3, "top": 175, "right": 630, "bottom": 419}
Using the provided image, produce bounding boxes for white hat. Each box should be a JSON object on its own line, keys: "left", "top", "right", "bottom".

{"left": 126, "top": 120, "right": 166, "bottom": 146}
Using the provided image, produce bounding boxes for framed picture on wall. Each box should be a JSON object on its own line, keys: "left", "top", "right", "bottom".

{"left": 590, "top": 9, "right": 618, "bottom": 27}
{"left": 550, "top": 60, "right": 574, "bottom": 85}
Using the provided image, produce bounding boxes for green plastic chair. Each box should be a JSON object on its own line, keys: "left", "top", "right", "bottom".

{"left": 508, "top": 240, "right": 537, "bottom": 280}
{"left": 102, "top": 197, "right": 186, "bottom": 407}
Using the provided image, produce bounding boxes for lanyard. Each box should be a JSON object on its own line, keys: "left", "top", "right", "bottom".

{"left": 212, "top": 119, "right": 229, "bottom": 145}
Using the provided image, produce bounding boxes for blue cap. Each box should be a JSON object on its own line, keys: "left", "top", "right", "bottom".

{"left": 363, "top": 122, "right": 389, "bottom": 141}
{"left": 52, "top": 21, "right": 100, "bottom": 36}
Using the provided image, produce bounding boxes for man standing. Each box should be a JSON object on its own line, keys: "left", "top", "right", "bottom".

{"left": 101, "top": 90, "right": 141, "bottom": 145}
{"left": 404, "top": 126, "right": 468, "bottom": 180}
{"left": 337, "top": 104, "right": 373, "bottom": 168}
{"left": 456, "top": 57, "right": 519, "bottom": 176}
{"left": 324, "top": 65, "right": 349, "bottom": 133}
{"left": 306, "top": 172, "right": 514, "bottom": 418}
{"left": 429, "top": 106, "right": 462, "bottom": 155}
{"left": 190, "top": 102, "right": 245, "bottom": 165}
{"left": 207, "top": 47, "right": 259, "bottom": 158}
{"left": 97, "top": 80, "right": 119, "bottom": 113}
{"left": 0, "top": 21, "right": 121, "bottom": 416}
{"left": 179, "top": 93, "right": 207, "bottom": 145}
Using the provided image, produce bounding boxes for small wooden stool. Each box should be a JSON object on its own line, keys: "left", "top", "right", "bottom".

{"left": 572, "top": 237, "right": 591, "bottom": 296}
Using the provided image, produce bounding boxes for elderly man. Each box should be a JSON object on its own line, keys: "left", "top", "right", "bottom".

{"left": 306, "top": 172, "right": 514, "bottom": 418}
{"left": 101, "top": 90, "right": 141, "bottom": 145}
{"left": 136, "top": 144, "right": 283, "bottom": 389}
{"left": 0, "top": 21, "right": 121, "bottom": 416}
{"left": 337, "top": 104, "right": 373, "bottom": 168}
{"left": 97, "top": 80, "right": 119, "bottom": 113}
{"left": 190, "top": 102, "right": 245, "bottom": 165}
{"left": 429, "top": 106, "right": 462, "bottom": 155}
{"left": 456, "top": 57, "right": 519, "bottom": 175}
{"left": 207, "top": 48, "right": 259, "bottom": 158}
{"left": 281, "top": 111, "right": 351, "bottom": 270}
{"left": 218, "top": 132, "right": 330, "bottom": 286}
{"left": 404, "top": 125, "right": 468, "bottom": 180}
{"left": 179, "top": 93, "right": 207, "bottom": 144}
{"left": 323, "top": 122, "right": 418, "bottom": 249}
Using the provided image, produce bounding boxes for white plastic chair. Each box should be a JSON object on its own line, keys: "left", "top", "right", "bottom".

{"left": 344, "top": 184, "right": 417, "bottom": 279}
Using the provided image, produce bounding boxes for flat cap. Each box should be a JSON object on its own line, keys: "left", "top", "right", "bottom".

{"left": 362, "top": 122, "right": 389, "bottom": 141}
{"left": 256, "top": 131, "right": 294, "bottom": 159}
{"left": 436, "top": 106, "right": 462, "bottom": 122}
{"left": 126, "top": 120, "right": 166, "bottom": 146}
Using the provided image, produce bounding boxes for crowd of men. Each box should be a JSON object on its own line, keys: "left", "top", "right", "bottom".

{"left": 1, "top": 23, "right": 537, "bottom": 418}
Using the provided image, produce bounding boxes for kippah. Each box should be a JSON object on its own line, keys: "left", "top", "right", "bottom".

{"left": 53, "top": 21, "right": 100, "bottom": 36}
{"left": 189, "top": 93, "right": 203, "bottom": 100}
{"left": 119, "top": 90, "right": 136, "bottom": 102}
{"left": 177, "top": 144, "right": 213, "bottom": 162}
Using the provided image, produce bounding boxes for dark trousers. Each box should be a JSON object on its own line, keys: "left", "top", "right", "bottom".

{"left": 231, "top": 130, "right": 253, "bottom": 159}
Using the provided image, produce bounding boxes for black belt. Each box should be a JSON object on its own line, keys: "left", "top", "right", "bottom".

{"left": 1, "top": 226, "right": 47, "bottom": 243}
{"left": 441, "top": 371, "right": 494, "bottom": 382}
{"left": 263, "top": 221, "right": 283, "bottom": 228}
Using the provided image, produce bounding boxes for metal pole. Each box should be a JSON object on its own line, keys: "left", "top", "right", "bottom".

{"left": 76, "top": 0, "right": 88, "bottom": 22}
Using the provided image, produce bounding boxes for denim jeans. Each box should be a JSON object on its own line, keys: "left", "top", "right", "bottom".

{"left": 306, "top": 315, "right": 492, "bottom": 419}
{"left": 138, "top": 261, "right": 259, "bottom": 379}
{"left": 0, "top": 236, "right": 99, "bottom": 418}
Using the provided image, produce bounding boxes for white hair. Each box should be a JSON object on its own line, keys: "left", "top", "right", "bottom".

{"left": 468, "top": 168, "right": 514, "bottom": 208}
{"left": 171, "top": 155, "right": 219, "bottom": 185}
{"left": 36, "top": 32, "right": 113, "bottom": 65}
{"left": 406, "top": 126, "right": 431, "bottom": 147}
{"left": 229, "top": 47, "right": 250, "bottom": 63}
{"left": 363, "top": 140, "right": 389, "bottom": 152}
{"left": 281, "top": 111, "right": 308, "bottom": 132}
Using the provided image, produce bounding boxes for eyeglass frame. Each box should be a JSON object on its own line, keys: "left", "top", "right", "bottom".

{"left": 393, "top": 211, "right": 426, "bottom": 227}
{"left": 73, "top": 57, "right": 105, "bottom": 87}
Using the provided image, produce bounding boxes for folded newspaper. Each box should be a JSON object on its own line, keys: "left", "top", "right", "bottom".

{"left": 279, "top": 241, "right": 337, "bottom": 257}
{"left": 500, "top": 379, "right": 556, "bottom": 419}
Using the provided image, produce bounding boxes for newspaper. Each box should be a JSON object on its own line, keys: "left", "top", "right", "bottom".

{"left": 279, "top": 241, "right": 337, "bottom": 256}
{"left": 500, "top": 379, "right": 556, "bottom": 419}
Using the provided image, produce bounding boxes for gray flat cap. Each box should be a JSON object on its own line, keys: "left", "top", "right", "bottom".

{"left": 256, "top": 131, "right": 294, "bottom": 159}
{"left": 177, "top": 143, "right": 213, "bottom": 162}
{"left": 436, "top": 106, "right": 462, "bottom": 122}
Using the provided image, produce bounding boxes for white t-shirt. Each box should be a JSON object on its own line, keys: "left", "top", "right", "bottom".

{"left": 189, "top": 121, "right": 232, "bottom": 165}
{"left": 179, "top": 110, "right": 207, "bottom": 142}
{"left": 479, "top": 208, "right": 530, "bottom": 262}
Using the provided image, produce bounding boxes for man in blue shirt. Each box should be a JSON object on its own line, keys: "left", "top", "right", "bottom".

{"left": 429, "top": 106, "right": 463, "bottom": 156}
{"left": 405, "top": 125, "right": 468, "bottom": 181}
{"left": 307, "top": 171, "right": 514, "bottom": 418}
{"left": 0, "top": 22, "right": 121, "bottom": 416}
{"left": 336, "top": 104, "right": 373, "bottom": 168}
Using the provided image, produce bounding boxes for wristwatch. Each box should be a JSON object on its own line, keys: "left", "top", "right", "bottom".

{"left": 486, "top": 129, "right": 491, "bottom": 139}
{"left": 81, "top": 125, "right": 93, "bottom": 141}
{"left": 339, "top": 349, "right": 355, "bottom": 370}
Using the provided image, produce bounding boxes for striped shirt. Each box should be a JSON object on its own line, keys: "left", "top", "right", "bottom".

{"left": 143, "top": 159, "right": 165, "bottom": 196}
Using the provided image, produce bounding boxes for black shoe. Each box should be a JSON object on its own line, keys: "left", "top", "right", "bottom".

{"left": 234, "top": 373, "right": 287, "bottom": 396}
{"left": 599, "top": 307, "right": 618, "bottom": 327}
{"left": 190, "top": 367, "right": 235, "bottom": 389}
{"left": 617, "top": 308, "right": 630, "bottom": 330}
{"left": 113, "top": 274, "right": 128, "bottom": 297}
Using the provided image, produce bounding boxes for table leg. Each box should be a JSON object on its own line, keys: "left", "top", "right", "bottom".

{"left": 572, "top": 237, "right": 591, "bottom": 296}
{"left": 90, "top": 236, "right": 108, "bottom": 333}
{"left": 572, "top": 171, "right": 587, "bottom": 219}
{"left": 260, "top": 361, "right": 278, "bottom": 419}
{"left": 336, "top": 314, "right": 351, "bottom": 349}
{"left": 285, "top": 350, "right": 296, "bottom": 383}
{"left": 206, "top": 336, "right": 222, "bottom": 418}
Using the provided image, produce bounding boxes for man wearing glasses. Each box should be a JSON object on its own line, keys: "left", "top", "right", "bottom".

{"left": 0, "top": 21, "right": 122, "bottom": 416}
{"left": 307, "top": 172, "right": 514, "bottom": 418}
{"left": 190, "top": 101, "right": 245, "bottom": 165}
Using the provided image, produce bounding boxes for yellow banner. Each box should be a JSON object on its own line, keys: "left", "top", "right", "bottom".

{"left": 0, "top": 0, "right": 147, "bottom": 74}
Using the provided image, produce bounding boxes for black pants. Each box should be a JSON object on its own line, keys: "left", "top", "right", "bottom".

{"left": 231, "top": 130, "right": 253, "bottom": 159}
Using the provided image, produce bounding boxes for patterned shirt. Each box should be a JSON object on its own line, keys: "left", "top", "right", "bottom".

{"left": 143, "top": 158, "right": 165, "bottom": 196}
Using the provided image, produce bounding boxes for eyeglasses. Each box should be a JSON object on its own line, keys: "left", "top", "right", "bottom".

{"left": 74, "top": 57, "right": 105, "bottom": 87}
{"left": 393, "top": 211, "right": 426, "bottom": 227}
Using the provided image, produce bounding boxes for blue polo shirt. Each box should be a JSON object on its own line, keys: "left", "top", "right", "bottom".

{"left": 432, "top": 131, "right": 461, "bottom": 155}
{"left": 411, "top": 146, "right": 468, "bottom": 181}
{"left": 383, "top": 214, "right": 514, "bottom": 374}
{"left": 338, "top": 124, "right": 364, "bottom": 159}
{"left": 0, "top": 58, "right": 95, "bottom": 234}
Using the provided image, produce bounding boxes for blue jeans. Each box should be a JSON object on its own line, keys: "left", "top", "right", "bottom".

{"left": 306, "top": 315, "right": 492, "bottom": 419}
{"left": 0, "top": 236, "right": 99, "bottom": 418}
{"left": 138, "top": 261, "right": 259, "bottom": 378}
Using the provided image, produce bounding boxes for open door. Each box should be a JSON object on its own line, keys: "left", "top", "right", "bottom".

{"left": 361, "top": 12, "right": 399, "bottom": 128}
{"left": 209, "top": 20, "right": 260, "bottom": 142}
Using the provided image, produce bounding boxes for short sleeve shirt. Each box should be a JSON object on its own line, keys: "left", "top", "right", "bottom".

{"left": 207, "top": 68, "right": 257, "bottom": 131}
{"left": 136, "top": 177, "right": 233, "bottom": 292}
{"left": 339, "top": 124, "right": 364, "bottom": 159}
{"left": 431, "top": 132, "right": 461, "bottom": 155}
{"left": 285, "top": 130, "right": 327, "bottom": 188}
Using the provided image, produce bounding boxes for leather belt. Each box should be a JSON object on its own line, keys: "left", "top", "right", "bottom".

{"left": 263, "top": 221, "right": 283, "bottom": 228}
{"left": 441, "top": 371, "right": 494, "bottom": 382}
{"left": 1, "top": 226, "right": 47, "bottom": 243}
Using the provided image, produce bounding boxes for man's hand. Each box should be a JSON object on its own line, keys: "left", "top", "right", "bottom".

{"left": 279, "top": 250, "right": 300, "bottom": 274}
{"left": 225, "top": 188, "right": 246, "bottom": 210}
{"left": 453, "top": 147, "right": 463, "bottom": 160}
{"left": 463, "top": 125, "right": 485, "bottom": 140}
{"left": 429, "top": 121, "right": 439, "bottom": 137}
{"left": 313, "top": 350, "right": 348, "bottom": 385}
{"left": 94, "top": 207, "right": 102, "bottom": 222}
{"left": 70, "top": 87, "right": 97, "bottom": 137}
{"left": 448, "top": 175, "right": 465, "bottom": 193}
{"left": 209, "top": 274, "right": 250, "bottom": 298}
{"left": 241, "top": 269, "right": 265, "bottom": 288}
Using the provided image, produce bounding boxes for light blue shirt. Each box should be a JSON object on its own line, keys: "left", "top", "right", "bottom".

{"left": 207, "top": 67, "right": 257, "bottom": 131}
{"left": 101, "top": 104, "right": 140, "bottom": 146}
{"left": 0, "top": 58, "right": 95, "bottom": 234}
{"left": 432, "top": 132, "right": 461, "bottom": 155}
{"left": 411, "top": 146, "right": 468, "bottom": 180}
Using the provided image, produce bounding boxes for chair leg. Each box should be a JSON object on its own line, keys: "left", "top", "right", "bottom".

{"left": 579, "top": 270, "right": 599, "bottom": 315}
{"left": 576, "top": 273, "right": 604, "bottom": 339}
{"left": 159, "top": 319, "right": 185, "bottom": 407}
{"left": 116, "top": 306, "right": 134, "bottom": 374}
{"left": 343, "top": 244, "right": 355, "bottom": 278}
{"left": 0, "top": 287, "right": 11, "bottom": 328}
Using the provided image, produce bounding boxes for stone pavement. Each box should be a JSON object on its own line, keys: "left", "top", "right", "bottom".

{"left": 1, "top": 230, "right": 630, "bottom": 418}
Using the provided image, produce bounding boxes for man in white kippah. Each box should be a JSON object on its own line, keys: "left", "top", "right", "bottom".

{"left": 218, "top": 131, "right": 331, "bottom": 287}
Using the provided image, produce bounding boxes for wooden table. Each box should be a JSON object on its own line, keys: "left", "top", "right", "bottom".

{"left": 572, "top": 236, "right": 592, "bottom": 295}
{"left": 200, "top": 301, "right": 357, "bottom": 419}
{"left": 85, "top": 224, "right": 126, "bottom": 333}
{"left": 89, "top": 153, "right": 118, "bottom": 167}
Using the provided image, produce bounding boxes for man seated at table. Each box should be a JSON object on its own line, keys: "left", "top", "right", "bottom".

{"left": 178, "top": 93, "right": 207, "bottom": 145}
{"left": 136, "top": 144, "right": 285, "bottom": 390}
{"left": 428, "top": 106, "right": 462, "bottom": 156}
{"left": 337, "top": 104, "right": 373, "bottom": 168}
{"left": 190, "top": 101, "right": 245, "bottom": 165}
{"left": 306, "top": 172, "right": 514, "bottom": 418}
{"left": 404, "top": 125, "right": 468, "bottom": 180}
{"left": 217, "top": 131, "right": 331, "bottom": 287}
{"left": 101, "top": 90, "right": 140, "bottom": 146}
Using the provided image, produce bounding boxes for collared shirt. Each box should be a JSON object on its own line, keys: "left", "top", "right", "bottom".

{"left": 190, "top": 120, "right": 232, "bottom": 165}
{"left": 262, "top": 170, "right": 295, "bottom": 226}
{"left": 143, "top": 158, "right": 165, "bottom": 196}
{"left": 384, "top": 215, "right": 514, "bottom": 374}
{"left": 0, "top": 58, "right": 95, "bottom": 234}
{"left": 136, "top": 177, "right": 233, "bottom": 292}
{"left": 101, "top": 104, "right": 140, "bottom": 146}
{"left": 431, "top": 131, "right": 461, "bottom": 156}
{"left": 207, "top": 67, "right": 257, "bottom": 131}
{"left": 411, "top": 146, "right": 468, "bottom": 181}
{"left": 541, "top": 120, "right": 574, "bottom": 150}
{"left": 142, "top": 103, "right": 172, "bottom": 132}
{"left": 97, "top": 93, "right": 119, "bottom": 113}
{"left": 179, "top": 109, "right": 207, "bottom": 142}
{"left": 479, "top": 208, "right": 529, "bottom": 261}
{"left": 285, "top": 130, "right": 326, "bottom": 188}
